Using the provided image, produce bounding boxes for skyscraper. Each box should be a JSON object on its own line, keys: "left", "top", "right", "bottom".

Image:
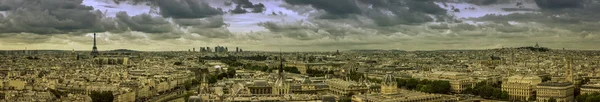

{"left": 91, "top": 33, "right": 99, "bottom": 57}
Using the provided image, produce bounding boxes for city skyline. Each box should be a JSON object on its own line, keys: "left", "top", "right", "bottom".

{"left": 0, "top": 0, "right": 599, "bottom": 51}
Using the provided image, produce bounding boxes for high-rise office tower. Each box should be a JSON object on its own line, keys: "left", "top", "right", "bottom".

{"left": 91, "top": 33, "right": 99, "bottom": 57}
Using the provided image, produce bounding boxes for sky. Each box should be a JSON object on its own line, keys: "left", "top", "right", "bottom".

{"left": 0, "top": 0, "right": 598, "bottom": 51}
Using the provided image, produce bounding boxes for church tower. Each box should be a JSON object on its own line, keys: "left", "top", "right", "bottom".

{"left": 272, "top": 51, "right": 290, "bottom": 96}
{"left": 90, "top": 33, "right": 99, "bottom": 57}
{"left": 381, "top": 72, "right": 398, "bottom": 94}
{"left": 565, "top": 57, "right": 574, "bottom": 82}
{"left": 199, "top": 73, "right": 210, "bottom": 94}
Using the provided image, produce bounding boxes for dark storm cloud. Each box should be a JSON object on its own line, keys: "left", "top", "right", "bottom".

{"left": 173, "top": 16, "right": 227, "bottom": 28}
{"left": 173, "top": 15, "right": 233, "bottom": 39}
{"left": 284, "top": 0, "right": 362, "bottom": 15}
{"left": 231, "top": 5, "right": 249, "bottom": 14}
{"left": 115, "top": 12, "right": 174, "bottom": 33}
{"left": 0, "top": 0, "right": 183, "bottom": 36}
{"left": 231, "top": 0, "right": 266, "bottom": 13}
{"left": 474, "top": 1, "right": 600, "bottom": 34}
{"left": 535, "top": 0, "right": 583, "bottom": 9}
{"left": 284, "top": 0, "right": 449, "bottom": 26}
{"left": 156, "top": 0, "right": 223, "bottom": 18}
{"left": 232, "top": 0, "right": 254, "bottom": 8}
{"left": 0, "top": 0, "right": 236, "bottom": 41}
{"left": 0, "top": 0, "right": 112, "bottom": 34}
{"left": 111, "top": 0, "right": 225, "bottom": 18}
{"left": 405, "top": 0, "right": 447, "bottom": 15}
{"left": 258, "top": 21, "right": 371, "bottom": 40}
{"left": 463, "top": 0, "right": 499, "bottom": 5}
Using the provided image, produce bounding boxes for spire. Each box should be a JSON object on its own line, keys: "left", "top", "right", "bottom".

{"left": 279, "top": 49, "right": 284, "bottom": 74}
{"left": 91, "top": 33, "right": 99, "bottom": 57}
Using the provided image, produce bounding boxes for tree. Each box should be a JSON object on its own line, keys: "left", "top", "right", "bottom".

{"left": 431, "top": 80, "right": 451, "bottom": 94}
{"left": 548, "top": 97, "right": 556, "bottom": 102}
{"left": 339, "top": 97, "right": 352, "bottom": 102}
{"left": 226, "top": 68, "right": 236, "bottom": 78}
{"left": 396, "top": 78, "right": 407, "bottom": 88}
{"left": 347, "top": 92, "right": 355, "bottom": 97}
{"left": 528, "top": 96, "right": 536, "bottom": 101}
{"left": 541, "top": 76, "right": 551, "bottom": 82}
{"left": 406, "top": 78, "right": 419, "bottom": 90}
{"left": 89, "top": 91, "right": 114, "bottom": 102}
{"left": 173, "top": 61, "right": 184, "bottom": 66}
{"left": 462, "top": 87, "right": 474, "bottom": 94}
{"left": 283, "top": 66, "right": 301, "bottom": 74}
{"left": 500, "top": 91, "right": 509, "bottom": 100}
{"left": 208, "top": 75, "right": 218, "bottom": 84}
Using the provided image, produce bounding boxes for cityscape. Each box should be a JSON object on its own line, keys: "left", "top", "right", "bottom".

{"left": 2, "top": 0, "right": 600, "bottom": 102}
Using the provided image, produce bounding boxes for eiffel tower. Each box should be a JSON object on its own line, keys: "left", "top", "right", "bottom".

{"left": 90, "top": 33, "right": 99, "bottom": 57}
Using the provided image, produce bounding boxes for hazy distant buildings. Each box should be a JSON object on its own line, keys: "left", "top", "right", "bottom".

{"left": 198, "top": 46, "right": 240, "bottom": 53}
{"left": 214, "top": 46, "right": 227, "bottom": 53}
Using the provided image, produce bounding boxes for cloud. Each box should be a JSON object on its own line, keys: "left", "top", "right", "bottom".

{"left": 405, "top": 0, "right": 447, "bottom": 15}
{"left": 283, "top": 0, "right": 451, "bottom": 27}
{"left": 284, "top": 0, "right": 362, "bottom": 16}
{"left": 495, "top": 25, "right": 530, "bottom": 33}
{"left": 156, "top": 0, "right": 223, "bottom": 18}
{"left": 463, "top": 0, "right": 499, "bottom": 5}
{"left": 173, "top": 16, "right": 227, "bottom": 28}
{"left": 0, "top": 0, "right": 108, "bottom": 34}
{"left": 231, "top": 0, "right": 266, "bottom": 13}
{"left": 115, "top": 12, "right": 174, "bottom": 33}
{"left": 188, "top": 27, "right": 234, "bottom": 39}
{"left": 428, "top": 24, "right": 450, "bottom": 29}
{"left": 258, "top": 20, "right": 377, "bottom": 40}
{"left": 231, "top": 5, "right": 248, "bottom": 14}
{"left": 534, "top": 0, "right": 583, "bottom": 9}
{"left": 0, "top": 33, "right": 52, "bottom": 44}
